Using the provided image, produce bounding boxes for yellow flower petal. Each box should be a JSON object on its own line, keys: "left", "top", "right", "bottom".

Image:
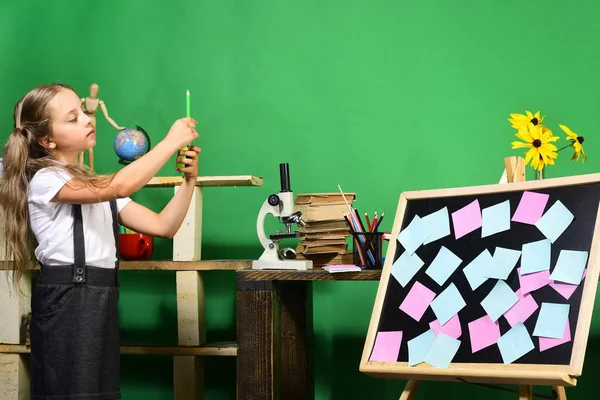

{"left": 559, "top": 124, "right": 578, "bottom": 140}
{"left": 516, "top": 129, "right": 533, "bottom": 143}
{"left": 508, "top": 113, "right": 531, "bottom": 129}
{"left": 541, "top": 143, "right": 558, "bottom": 152}
{"left": 525, "top": 147, "right": 537, "bottom": 166}
{"left": 512, "top": 141, "right": 532, "bottom": 149}
{"left": 531, "top": 154, "right": 542, "bottom": 170}
{"left": 529, "top": 124, "right": 542, "bottom": 140}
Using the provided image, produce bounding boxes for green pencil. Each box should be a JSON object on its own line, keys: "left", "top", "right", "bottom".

{"left": 177, "top": 89, "right": 190, "bottom": 170}
{"left": 186, "top": 89, "right": 191, "bottom": 117}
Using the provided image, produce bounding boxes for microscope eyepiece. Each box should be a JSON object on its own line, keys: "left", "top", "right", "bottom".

{"left": 279, "top": 163, "right": 291, "bottom": 192}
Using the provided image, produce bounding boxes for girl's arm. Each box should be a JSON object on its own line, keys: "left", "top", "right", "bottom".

{"left": 117, "top": 146, "right": 201, "bottom": 239}
{"left": 52, "top": 118, "right": 198, "bottom": 204}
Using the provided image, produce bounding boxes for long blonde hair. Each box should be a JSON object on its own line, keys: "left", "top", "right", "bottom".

{"left": 0, "top": 83, "right": 115, "bottom": 284}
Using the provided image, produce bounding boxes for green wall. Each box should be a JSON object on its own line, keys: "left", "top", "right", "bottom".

{"left": 2, "top": 1, "right": 600, "bottom": 398}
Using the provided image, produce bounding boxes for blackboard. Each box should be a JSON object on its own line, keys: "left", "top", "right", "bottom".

{"left": 360, "top": 174, "right": 600, "bottom": 387}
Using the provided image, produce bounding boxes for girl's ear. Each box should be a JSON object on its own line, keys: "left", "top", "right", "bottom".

{"left": 39, "top": 137, "right": 56, "bottom": 150}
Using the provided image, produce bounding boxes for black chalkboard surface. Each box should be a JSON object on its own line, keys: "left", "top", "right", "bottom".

{"left": 360, "top": 173, "right": 600, "bottom": 387}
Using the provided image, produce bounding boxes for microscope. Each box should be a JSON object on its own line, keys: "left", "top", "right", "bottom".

{"left": 252, "top": 163, "right": 313, "bottom": 270}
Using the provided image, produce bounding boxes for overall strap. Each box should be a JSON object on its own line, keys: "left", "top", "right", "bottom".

{"left": 72, "top": 204, "right": 86, "bottom": 283}
{"left": 109, "top": 200, "right": 120, "bottom": 287}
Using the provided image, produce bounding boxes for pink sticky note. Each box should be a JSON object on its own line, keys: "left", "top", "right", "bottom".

{"left": 468, "top": 315, "right": 500, "bottom": 353}
{"left": 512, "top": 191, "right": 550, "bottom": 225}
{"left": 399, "top": 281, "right": 436, "bottom": 322}
{"left": 452, "top": 200, "right": 482, "bottom": 239}
{"left": 518, "top": 268, "right": 551, "bottom": 295}
{"left": 539, "top": 320, "right": 571, "bottom": 352}
{"left": 504, "top": 289, "right": 539, "bottom": 327}
{"left": 429, "top": 314, "right": 462, "bottom": 339}
{"left": 370, "top": 331, "right": 403, "bottom": 362}
{"left": 550, "top": 269, "right": 587, "bottom": 300}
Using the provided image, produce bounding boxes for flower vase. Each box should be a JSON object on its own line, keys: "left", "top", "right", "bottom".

{"left": 535, "top": 167, "right": 545, "bottom": 180}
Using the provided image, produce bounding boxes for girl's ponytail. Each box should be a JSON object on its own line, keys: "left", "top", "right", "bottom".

{"left": 0, "top": 126, "right": 37, "bottom": 284}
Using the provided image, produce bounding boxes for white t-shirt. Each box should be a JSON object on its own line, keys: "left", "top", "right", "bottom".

{"left": 28, "top": 166, "right": 132, "bottom": 269}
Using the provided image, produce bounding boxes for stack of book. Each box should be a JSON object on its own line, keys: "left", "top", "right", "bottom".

{"left": 293, "top": 192, "right": 355, "bottom": 266}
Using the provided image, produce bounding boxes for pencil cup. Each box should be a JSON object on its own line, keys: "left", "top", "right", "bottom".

{"left": 352, "top": 232, "right": 384, "bottom": 269}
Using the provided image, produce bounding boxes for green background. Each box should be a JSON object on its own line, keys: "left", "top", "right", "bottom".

{"left": 2, "top": 1, "right": 600, "bottom": 398}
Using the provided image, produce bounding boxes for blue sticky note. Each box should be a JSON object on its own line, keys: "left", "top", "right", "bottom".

{"left": 425, "top": 246, "right": 463, "bottom": 286}
{"left": 481, "top": 280, "right": 519, "bottom": 322}
{"left": 482, "top": 200, "right": 511, "bottom": 238}
{"left": 391, "top": 251, "right": 425, "bottom": 287}
{"left": 423, "top": 333, "right": 461, "bottom": 368}
{"left": 422, "top": 207, "right": 450, "bottom": 245}
{"left": 397, "top": 215, "right": 429, "bottom": 254}
{"left": 497, "top": 322, "right": 535, "bottom": 364}
{"left": 486, "top": 247, "right": 521, "bottom": 280}
{"left": 521, "top": 239, "right": 551, "bottom": 275}
{"left": 430, "top": 283, "right": 466, "bottom": 326}
{"left": 549, "top": 250, "right": 588, "bottom": 285}
{"left": 535, "top": 200, "right": 574, "bottom": 243}
{"left": 463, "top": 249, "right": 493, "bottom": 290}
{"left": 533, "top": 303, "right": 570, "bottom": 339}
{"left": 407, "top": 329, "right": 436, "bottom": 367}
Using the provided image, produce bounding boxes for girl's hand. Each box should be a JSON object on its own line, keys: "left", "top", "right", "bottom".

{"left": 176, "top": 145, "right": 201, "bottom": 180}
{"left": 166, "top": 118, "right": 199, "bottom": 150}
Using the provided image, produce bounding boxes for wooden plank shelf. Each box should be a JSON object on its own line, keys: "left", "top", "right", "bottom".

{"left": 145, "top": 175, "right": 263, "bottom": 187}
{"left": 237, "top": 269, "right": 382, "bottom": 282}
{"left": 121, "top": 260, "right": 252, "bottom": 271}
{"left": 0, "top": 342, "right": 237, "bottom": 357}
{"left": 0, "top": 260, "right": 253, "bottom": 271}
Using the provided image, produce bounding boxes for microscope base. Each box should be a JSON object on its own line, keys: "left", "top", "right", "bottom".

{"left": 252, "top": 259, "right": 313, "bottom": 271}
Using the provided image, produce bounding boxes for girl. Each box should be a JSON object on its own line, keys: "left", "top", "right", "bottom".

{"left": 0, "top": 83, "right": 201, "bottom": 399}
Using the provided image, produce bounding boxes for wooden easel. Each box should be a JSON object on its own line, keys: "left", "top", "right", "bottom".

{"left": 398, "top": 156, "right": 567, "bottom": 400}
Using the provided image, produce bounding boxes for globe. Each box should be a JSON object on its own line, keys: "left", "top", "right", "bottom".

{"left": 113, "top": 126, "right": 151, "bottom": 165}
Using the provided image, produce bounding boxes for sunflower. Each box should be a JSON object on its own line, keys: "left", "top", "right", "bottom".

{"left": 511, "top": 124, "right": 559, "bottom": 171}
{"left": 508, "top": 110, "right": 546, "bottom": 131}
{"left": 559, "top": 124, "right": 587, "bottom": 163}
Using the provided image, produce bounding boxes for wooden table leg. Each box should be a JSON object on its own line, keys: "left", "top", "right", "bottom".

{"left": 279, "top": 281, "right": 313, "bottom": 400}
{"left": 236, "top": 280, "right": 280, "bottom": 400}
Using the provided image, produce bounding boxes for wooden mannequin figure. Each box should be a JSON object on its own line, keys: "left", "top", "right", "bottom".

{"left": 79, "top": 83, "right": 125, "bottom": 171}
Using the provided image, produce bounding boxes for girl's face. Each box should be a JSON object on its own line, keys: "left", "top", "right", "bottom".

{"left": 46, "top": 89, "right": 95, "bottom": 164}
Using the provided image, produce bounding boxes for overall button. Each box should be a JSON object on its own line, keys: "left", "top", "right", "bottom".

{"left": 76, "top": 268, "right": 83, "bottom": 274}
{"left": 75, "top": 276, "right": 83, "bottom": 282}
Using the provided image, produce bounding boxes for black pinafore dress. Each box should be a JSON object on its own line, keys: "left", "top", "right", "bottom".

{"left": 30, "top": 201, "right": 121, "bottom": 400}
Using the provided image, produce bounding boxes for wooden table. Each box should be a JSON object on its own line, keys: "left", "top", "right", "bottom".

{"left": 235, "top": 268, "right": 382, "bottom": 400}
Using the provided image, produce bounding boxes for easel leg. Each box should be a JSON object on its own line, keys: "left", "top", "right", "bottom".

{"left": 552, "top": 386, "right": 567, "bottom": 400}
{"left": 399, "top": 380, "right": 421, "bottom": 400}
{"left": 518, "top": 385, "right": 532, "bottom": 400}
